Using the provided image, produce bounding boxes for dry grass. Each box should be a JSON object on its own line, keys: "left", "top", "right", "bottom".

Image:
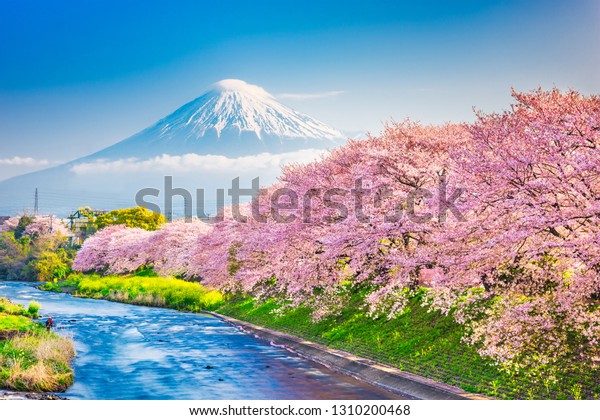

{"left": 132, "top": 293, "right": 166, "bottom": 307}
{"left": 108, "top": 289, "right": 129, "bottom": 302}
{"left": 1, "top": 296, "right": 76, "bottom": 393}
{"left": 11, "top": 333, "right": 75, "bottom": 365}
{"left": 6, "top": 360, "right": 61, "bottom": 392}
{"left": 1, "top": 332, "right": 75, "bottom": 392}
{"left": 105, "top": 289, "right": 168, "bottom": 308}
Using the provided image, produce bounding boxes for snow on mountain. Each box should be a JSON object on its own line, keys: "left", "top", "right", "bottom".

{"left": 87, "top": 79, "right": 344, "bottom": 159}
{"left": 167, "top": 79, "right": 342, "bottom": 140}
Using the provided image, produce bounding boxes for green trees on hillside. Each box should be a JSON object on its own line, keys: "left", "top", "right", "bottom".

{"left": 95, "top": 206, "right": 166, "bottom": 231}
{"left": 0, "top": 216, "right": 74, "bottom": 282}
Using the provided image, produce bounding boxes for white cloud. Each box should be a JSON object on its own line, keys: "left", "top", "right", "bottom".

{"left": 0, "top": 156, "right": 60, "bottom": 166}
{"left": 69, "top": 150, "right": 326, "bottom": 175}
{"left": 277, "top": 90, "right": 345, "bottom": 101}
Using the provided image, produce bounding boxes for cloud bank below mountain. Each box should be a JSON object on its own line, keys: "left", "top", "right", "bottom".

{"left": 69, "top": 149, "right": 326, "bottom": 175}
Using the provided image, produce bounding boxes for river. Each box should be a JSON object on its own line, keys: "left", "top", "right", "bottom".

{"left": 0, "top": 281, "right": 401, "bottom": 400}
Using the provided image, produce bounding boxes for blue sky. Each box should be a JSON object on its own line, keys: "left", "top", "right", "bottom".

{"left": 0, "top": 0, "right": 599, "bottom": 180}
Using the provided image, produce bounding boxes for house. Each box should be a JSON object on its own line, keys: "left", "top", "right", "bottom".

{"left": 67, "top": 207, "right": 107, "bottom": 244}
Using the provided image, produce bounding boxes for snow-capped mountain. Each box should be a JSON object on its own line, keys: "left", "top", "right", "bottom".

{"left": 87, "top": 79, "right": 344, "bottom": 159}
{"left": 0, "top": 80, "right": 346, "bottom": 215}
{"left": 165, "top": 79, "right": 342, "bottom": 140}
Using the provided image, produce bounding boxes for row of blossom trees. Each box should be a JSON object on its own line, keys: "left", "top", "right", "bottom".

{"left": 73, "top": 89, "right": 600, "bottom": 377}
{"left": 73, "top": 220, "right": 213, "bottom": 276}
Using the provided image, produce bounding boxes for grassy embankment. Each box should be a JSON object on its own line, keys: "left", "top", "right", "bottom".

{"left": 0, "top": 298, "right": 75, "bottom": 392}
{"left": 217, "top": 293, "right": 599, "bottom": 400}
{"left": 41, "top": 270, "right": 224, "bottom": 312}
{"left": 43, "top": 274, "right": 600, "bottom": 399}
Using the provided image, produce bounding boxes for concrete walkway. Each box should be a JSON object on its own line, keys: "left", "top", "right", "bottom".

{"left": 209, "top": 312, "right": 490, "bottom": 400}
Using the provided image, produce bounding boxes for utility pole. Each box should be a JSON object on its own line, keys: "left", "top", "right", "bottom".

{"left": 34, "top": 188, "right": 39, "bottom": 216}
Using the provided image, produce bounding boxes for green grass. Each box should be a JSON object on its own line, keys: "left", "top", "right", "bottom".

{"left": 216, "top": 291, "right": 600, "bottom": 400}
{"left": 39, "top": 275, "right": 82, "bottom": 293}
{"left": 0, "top": 314, "right": 33, "bottom": 331}
{"left": 47, "top": 273, "right": 224, "bottom": 312}
{"left": 0, "top": 297, "right": 29, "bottom": 316}
{"left": 0, "top": 297, "right": 75, "bottom": 392}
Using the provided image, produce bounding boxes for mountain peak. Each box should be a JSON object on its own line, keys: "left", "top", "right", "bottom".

{"left": 208, "top": 79, "right": 272, "bottom": 98}
{"left": 156, "top": 79, "right": 344, "bottom": 142}
{"left": 79, "top": 79, "right": 345, "bottom": 160}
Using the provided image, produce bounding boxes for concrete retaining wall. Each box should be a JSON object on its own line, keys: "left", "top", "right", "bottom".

{"left": 208, "top": 311, "right": 489, "bottom": 400}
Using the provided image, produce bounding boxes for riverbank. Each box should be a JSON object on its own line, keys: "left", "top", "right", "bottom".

{"left": 40, "top": 272, "right": 223, "bottom": 311}
{"left": 0, "top": 390, "right": 67, "bottom": 400}
{"left": 217, "top": 297, "right": 599, "bottom": 400}
{"left": 41, "top": 274, "right": 600, "bottom": 399}
{"left": 216, "top": 295, "right": 520, "bottom": 399}
{"left": 0, "top": 297, "right": 75, "bottom": 393}
{"left": 209, "top": 311, "right": 487, "bottom": 400}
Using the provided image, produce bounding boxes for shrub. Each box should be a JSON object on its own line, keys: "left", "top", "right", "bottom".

{"left": 27, "top": 301, "right": 41, "bottom": 318}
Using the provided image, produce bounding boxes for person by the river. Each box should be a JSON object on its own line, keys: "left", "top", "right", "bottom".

{"left": 45, "top": 317, "right": 54, "bottom": 330}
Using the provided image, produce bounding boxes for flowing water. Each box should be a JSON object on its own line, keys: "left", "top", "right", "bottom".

{"left": 0, "top": 281, "right": 401, "bottom": 400}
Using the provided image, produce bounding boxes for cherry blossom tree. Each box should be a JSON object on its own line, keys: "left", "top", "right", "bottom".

{"left": 0, "top": 216, "right": 20, "bottom": 233}
{"left": 195, "top": 121, "right": 468, "bottom": 316}
{"left": 428, "top": 88, "right": 600, "bottom": 375}
{"left": 186, "top": 204, "right": 254, "bottom": 289}
{"left": 73, "top": 225, "right": 152, "bottom": 274}
{"left": 145, "top": 219, "right": 213, "bottom": 277}
{"left": 23, "top": 216, "right": 72, "bottom": 239}
{"left": 75, "top": 218, "right": 213, "bottom": 276}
